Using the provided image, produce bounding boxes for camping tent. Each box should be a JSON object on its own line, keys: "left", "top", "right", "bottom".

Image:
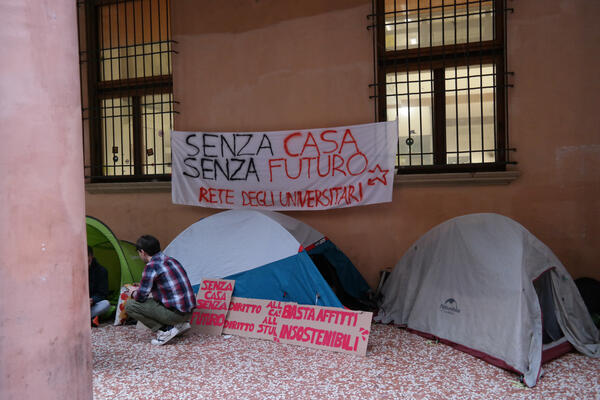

{"left": 251, "top": 210, "right": 371, "bottom": 304}
{"left": 86, "top": 216, "right": 146, "bottom": 306}
{"left": 375, "top": 213, "right": 600, "bottom": 387}
{"left": 163, "top": 209, "right": 371, "bottom": 309}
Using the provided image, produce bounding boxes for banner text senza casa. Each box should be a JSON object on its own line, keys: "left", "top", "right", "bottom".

{"left": 179, "top": 128, "right": 370, "bottom": 182}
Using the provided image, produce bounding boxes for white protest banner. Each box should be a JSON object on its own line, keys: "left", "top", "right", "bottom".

{"left": 189, "top": 279, "right": 235, "bottom": 336}
{"left": 171, "top": 121, "right": 398, "bottom": 210}
{"left": 222, "top": 297, "right": 373, "bottom": 356}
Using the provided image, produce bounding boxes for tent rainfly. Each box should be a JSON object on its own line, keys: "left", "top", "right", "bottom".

{"left": 164, "top": 209, "right": 372, "bottom": 310}
{"left": 86, "top": 216, "right": 146, "bottom": 306}
{"left": 375, "top": 213, "right": 600, "bottom": 387}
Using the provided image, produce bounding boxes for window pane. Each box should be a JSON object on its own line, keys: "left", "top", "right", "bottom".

{"left": 445, "top": 64, "right": 496, "bottom": 164}
{"left": 141, "top": 93, "right": 172, "bottom": 175}
{"left": 386, "top": 70, "right": 434, "bottom": 166}
{"left": 385, "top": 0, "right": 494, "bottom": 51}
{"left": 101, "top": 98, "right": 134, "bottom": 176}
{"left": 99, "top": 0, "right": 171, "bottom": 81}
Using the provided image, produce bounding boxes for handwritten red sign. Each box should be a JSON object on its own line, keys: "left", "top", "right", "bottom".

{"left": 189, "top": 278, "right": 235, "bottom": 336}
{"left": 223, "top": 297, "right": 372, "bottom": 356}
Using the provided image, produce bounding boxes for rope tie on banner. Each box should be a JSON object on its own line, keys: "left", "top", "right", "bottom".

{"left": 315, "top": 293, "right": 320, "bottom": 305}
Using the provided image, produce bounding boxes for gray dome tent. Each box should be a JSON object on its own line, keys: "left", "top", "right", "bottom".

{"left": 376, "top": 213, "right": 599, "bottom": 387}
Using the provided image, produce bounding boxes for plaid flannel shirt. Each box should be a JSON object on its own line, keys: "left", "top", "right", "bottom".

{"left": 133, "top": 252, "right": 196, "bottom": 313}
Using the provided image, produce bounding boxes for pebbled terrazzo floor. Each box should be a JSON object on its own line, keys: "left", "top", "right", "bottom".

{"left": 92, "top": 323, "right": 600, "bottom": 400}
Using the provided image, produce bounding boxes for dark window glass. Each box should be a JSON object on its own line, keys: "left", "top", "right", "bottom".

{"left": 78, "top": 0, "right": 174, "bottom": 182}
{"left": 373, "top": 0, "right": 510, "bottom": 172}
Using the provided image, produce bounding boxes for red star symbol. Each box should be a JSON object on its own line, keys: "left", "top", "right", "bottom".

{"left": 367, "top": 164, "right": 389, "bottom": 186}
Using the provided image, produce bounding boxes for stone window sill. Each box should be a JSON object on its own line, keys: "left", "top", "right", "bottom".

{"left": 394, "top": 170, "right": 520, "bottom": 186}
{"left": 85, "top": 181, "right": 172, "bottom": 193}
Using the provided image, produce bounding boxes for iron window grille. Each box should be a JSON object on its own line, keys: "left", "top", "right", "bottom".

{"left": 78, "top": 0, "right": 176, "bottom": 182}
{"left": 369, "top": 0, "right": 514, "bottom": 173}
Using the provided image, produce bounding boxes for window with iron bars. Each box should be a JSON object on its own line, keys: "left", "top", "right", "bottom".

{"left": 370, "top": 0, "right": 513, "bottom": 173}
{"left": 78, "top": 0, "right": 175, "bottom": 182}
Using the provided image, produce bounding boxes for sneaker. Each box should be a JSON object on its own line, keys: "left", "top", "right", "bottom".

{"left": 91, "top": 316, "right": 100, "bottom": 328}
{"left": 174, "top": 322, "right": 191, "bottom": 337}
{"left": 151, "top": 327, "right": 178, "bottom": 346}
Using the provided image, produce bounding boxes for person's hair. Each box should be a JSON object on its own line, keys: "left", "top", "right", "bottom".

{"left": 88, "top": 245, "right": 93, "bottom": 257}
{"left": 136, "top": 235, "right": 161, "bottom": 256}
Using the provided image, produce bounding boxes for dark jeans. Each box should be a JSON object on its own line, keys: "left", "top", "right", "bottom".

{"left": 125, "top": 298, "right": 191, "bottom": 332}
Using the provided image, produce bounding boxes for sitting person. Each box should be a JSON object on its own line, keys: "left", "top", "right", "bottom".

{"left": 125, "top": 235, "right": 196, "bottom": 345}
{"left": 88, "top": 246, "right": 110, "bottom": 326}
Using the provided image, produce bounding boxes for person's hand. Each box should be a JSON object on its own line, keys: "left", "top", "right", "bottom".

{"left": 89, "top": 298, "right": 94, "bottom": 305}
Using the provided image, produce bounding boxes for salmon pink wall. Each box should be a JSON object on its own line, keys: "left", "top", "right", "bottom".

{"left": 85, "top": 0, "right": 600, "bottom": 288}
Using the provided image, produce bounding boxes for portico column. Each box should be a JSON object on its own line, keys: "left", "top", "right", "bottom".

{"left": 0, "top": 1, "right": 91, "bottom": 399}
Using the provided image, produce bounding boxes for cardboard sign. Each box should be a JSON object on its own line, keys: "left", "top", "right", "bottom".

{"left": 277, "top": 303, "right": 372, "bottom": 356}
{"left": 171, "top": 121, "right": 398, "bottom": 211}
{"left": 223, "top": 297, "right": 372, "bottom": 356}
{"left": 189, "top": 279, "right": 235, "bottom": 336}
{"left": 222, "top": 297, "right": 278, "bottom": 341}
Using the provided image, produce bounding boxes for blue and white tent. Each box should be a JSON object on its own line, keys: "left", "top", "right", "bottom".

{"left": 164, "top": 209, "right": 371, "bottom": 309}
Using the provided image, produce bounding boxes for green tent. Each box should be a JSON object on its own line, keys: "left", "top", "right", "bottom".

{"left": 86, "top": 216, "right": 146, "bottom": 314}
